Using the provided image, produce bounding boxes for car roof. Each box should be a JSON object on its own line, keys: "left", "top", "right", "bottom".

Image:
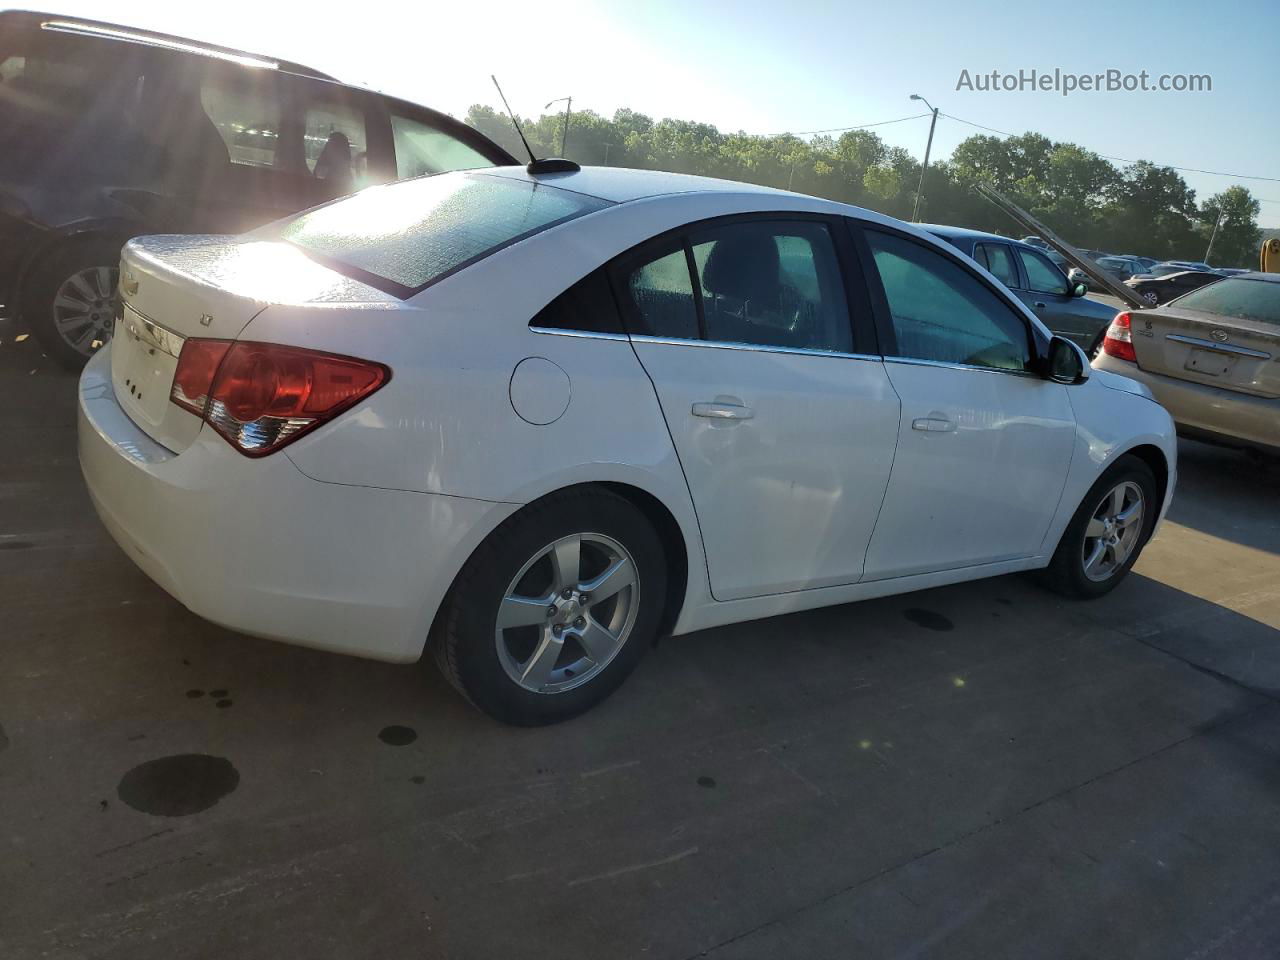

{"left": 918, "top": 223, "right": 1018, "bottom": 244}
{"left": 3, "top": 9, "right": 335, "bottom": 80}
{"left": 1229, "top": 272, "right": 1280, "bottom": 283}
{"left": 481, "top": 165, "right": 810, "bottom": 205}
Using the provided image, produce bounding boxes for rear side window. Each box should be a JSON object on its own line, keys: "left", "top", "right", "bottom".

{"left": 624, "top": 242, "right": 701, "bottom": 339}
{"left": 531, "top": 269, "right": 625, "bottom": 334}
{"left": 279, "top": 173, "right": 611, "bottom": 295}
{"left": 975, "top": 242, "right": 1018, "bottom": 288}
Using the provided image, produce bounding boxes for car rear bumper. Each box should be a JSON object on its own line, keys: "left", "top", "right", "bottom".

{"left": 78, "top": 345, "right": 516, "bottom": 663}
{"left": 1093, "top": 353, "right": 1280, "bottom": 453}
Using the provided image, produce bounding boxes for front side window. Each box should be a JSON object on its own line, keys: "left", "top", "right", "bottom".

{"left": 279, "top": 173, "right": 611, "bottom": 294}
{"left": 1017, "top": 248, "right": 1070, "bottom": 295}
{"left": 391, "top": 112, "right": 494, "bottom": 179}
{"left": 975, "top": 242, "right": 1018, "bottom": 288}
{"left": 867, "top": 229, "right": 1031, "bottom": 372}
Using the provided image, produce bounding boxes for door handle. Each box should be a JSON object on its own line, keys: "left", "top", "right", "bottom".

{"left": 911, "top": 417, "right": 955, "bottom": 433}
{"left": 1033, "top": 301, "right": 1047, "bottom": 309}
{"left": 692, "top": 401, "right": 754, "bottom": 421}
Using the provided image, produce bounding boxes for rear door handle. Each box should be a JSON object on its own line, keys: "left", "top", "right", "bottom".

{"left": 1033, "top": 301, "right": 1047, "bottom": 309}
{"left": 692, "top": 401, "right": 754, "bottom": 421}
{"left": 912, "top": 417, "right": 955, "bottom": 433}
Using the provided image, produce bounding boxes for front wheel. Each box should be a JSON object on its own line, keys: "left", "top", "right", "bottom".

{"left": 1038, "top": 455, "right": 1159, "bottom": 599}
{"left": 433, "top": 488, "right": 667, "bottom": 725}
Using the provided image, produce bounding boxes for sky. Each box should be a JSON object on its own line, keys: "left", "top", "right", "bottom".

{"left": 48, "top": 0, "right": 1280, "bottom": 226}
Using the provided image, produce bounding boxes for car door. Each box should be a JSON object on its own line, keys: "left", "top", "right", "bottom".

{"left": 616, "top": 215, "right": 901, "bottom": 601}
{"left": 855, "top": 224, "right": 1076, "bottom": 580}
{"left": 1012, "top": 245, "right": 1094, "bottom": 345}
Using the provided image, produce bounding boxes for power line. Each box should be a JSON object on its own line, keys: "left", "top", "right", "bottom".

{"left": 940, "top": 111, "right": 1280, "bottom": 187}
{"left": 767, "top": 113, "right": 932, "bottom": 137}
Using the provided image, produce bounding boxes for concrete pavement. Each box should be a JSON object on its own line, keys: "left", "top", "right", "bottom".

{"left": 2, "top": 321, "right": 1279, "bottom": 960}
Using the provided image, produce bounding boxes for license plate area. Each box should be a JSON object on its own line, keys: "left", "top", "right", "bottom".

{"left": 1184, "top": 347, "right": 1237, "bottom": 378}
{"left": 111, "top": 305, "right": 182, "bottom": 428}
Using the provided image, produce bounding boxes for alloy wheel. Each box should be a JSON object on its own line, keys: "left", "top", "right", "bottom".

{"left": 1081, "top": 480, "right": 1145, "bottom": 582}
{"left": 495, "top": 533, "right": 639, "bottom": 694}
{"left": 52, "top": 266, "right": 118, "bottom": 356}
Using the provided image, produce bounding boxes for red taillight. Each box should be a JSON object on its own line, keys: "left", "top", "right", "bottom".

{"left": 1101, "top": 312, "right": 1137, "bottom": 363}
{"left": 170, "top": 340, "right": 389, "bottom": 456}
{"left": 170, "top": 339, "right": 231, "bottom": 415}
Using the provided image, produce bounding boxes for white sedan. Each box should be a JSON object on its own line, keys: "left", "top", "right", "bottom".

{"left": 78, "top": 166, "right": 1177, "bottom": 724}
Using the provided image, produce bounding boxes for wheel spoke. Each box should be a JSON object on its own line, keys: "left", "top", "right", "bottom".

{"left": 519, "top": 632, "right": 562, "bottom": 689}
{"left": 70, "top": 322, "right": 98, "bottom": 351}
{"left": 54, "top": 291, "right": 91, "bottom": 314}
{"left": 549, "top": 537, "right": 581, "bottom": 591}
{"left": 577, "top": 618, "right": 621, "bottom": 663}
{"left": 1083, "top": 539, "right": 1106, "bottom": 575}
{"left": 95, "top": 267, "right": 115, "bottom": 299}
{"left": 54, "top": 312, "right": 93, "bottom": 335}
{"left": 1108, "top": 485, "right": 1125, "bottom": 517}
{"left": 67, "top": 272, "right": 97, "bottom": 302}
{"left": 1116, "top": 500, "right": 1143, "bottom": 528}
{"left": 1085, "top": 517, "right": 1107, "bottom": 539}
{"left": 581, "top": 556, "right": 634, "bottom": 604}
{"left": 498, "top": 594, "right": 550, "bottom": 629}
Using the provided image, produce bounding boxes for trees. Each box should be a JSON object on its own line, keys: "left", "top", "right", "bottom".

{"left": 462, "top": 104, "right": 1262, "bottom": 266}
{"left": 1199, "top": 186, "right": 1262, "bottom": 267}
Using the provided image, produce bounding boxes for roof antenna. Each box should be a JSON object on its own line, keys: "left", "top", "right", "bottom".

{"left": 491, "top": 75, "right": 580, "bottom": 176}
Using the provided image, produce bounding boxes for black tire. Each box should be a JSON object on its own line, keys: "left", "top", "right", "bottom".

{"left": 24, "top": 236, "right": 125, "bottom": 370}
{"left": 1087, "top": 328, "right": 1105, "bottom": 359}
{"left": 1038, "top": 454, "right": 1159, "bottom": 599}
{"left": 433, "top": 487, "right": 667, "bottom": 725}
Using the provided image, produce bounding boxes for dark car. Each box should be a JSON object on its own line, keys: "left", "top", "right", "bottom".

{"left": 1125, "top": 269, "right": 1223, "bottom": 306}
{"left": 923, "top": 225, "right": 1118, "bottom": 350}
{"left": 0, "top": 11, "right": 516, "bottom": 366}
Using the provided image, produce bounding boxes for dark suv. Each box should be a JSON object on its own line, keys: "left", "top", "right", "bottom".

{"left": 0, "top": 11, "right": 515, "bottom": 366}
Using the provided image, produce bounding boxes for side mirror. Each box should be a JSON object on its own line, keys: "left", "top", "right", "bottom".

{"left": 1046, "top": 335, "right": 1090, "bottom": 384}
{"left": 1072, "top": 283, "right": 1088, "bottom": 298}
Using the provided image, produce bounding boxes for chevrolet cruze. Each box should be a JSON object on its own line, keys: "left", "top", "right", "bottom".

{"left": 78, "top": 166, "right": 1177, "bottom": 724}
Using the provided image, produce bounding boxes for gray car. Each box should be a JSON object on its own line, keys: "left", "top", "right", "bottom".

{"left": 924, "top": 225, "right": 1118, "bottom": 350}
{"left": 1094, "top": 272, "right": 1280, "bottom": 455}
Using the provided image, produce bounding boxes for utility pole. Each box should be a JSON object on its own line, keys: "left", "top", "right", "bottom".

{"left": 545, "top": 96, "right": 573, "bottom": 156}
{"left": 909, "top": 94, "right": 939, "bottom": 223}
{"left": 1204, "top": 209, "right": 1225, "bottom": 264}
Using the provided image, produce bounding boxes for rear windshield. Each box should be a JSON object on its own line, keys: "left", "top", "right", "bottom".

{"left": 278, "top": 173, "right": 611, "bottom": 296}
{"left": 1173, "top": 277, "right": 1280, "bottom": 325}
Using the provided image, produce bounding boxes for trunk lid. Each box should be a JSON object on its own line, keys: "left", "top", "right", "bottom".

{"left": 1130, "top": 305, "right": 1280, "bottom": 399}
{"left": 111, "top": 235, "right": 394, "bottom": 453}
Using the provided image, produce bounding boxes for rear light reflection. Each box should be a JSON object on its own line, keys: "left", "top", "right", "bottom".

{"left": 170, "top": 340, "right": 389, "bottom": 456}
{"left": 1101, "top": 312, "right": 1137, "bottom": 363}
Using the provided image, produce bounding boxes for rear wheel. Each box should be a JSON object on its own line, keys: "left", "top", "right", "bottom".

{"left": 433, "top": 488, "right": 667, "bottom": 725}
{"left": 25, "top": 238, "right": 123, "bottom": 370}
{"left": 1039, "top": 455, "right": 1158, "bottom": 599}
{"left": 1142, "top": 289, "right": 1159, "bottom": 306}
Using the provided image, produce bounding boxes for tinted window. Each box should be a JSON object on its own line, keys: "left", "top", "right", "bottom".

{"left": 623, "top": 243, "right": 700, "bottom": 339}
{"left": 279, "top": 173, "right": 611, "bottom": 293}
{"left": 688, "top": 221, "right": 852, "bottom": 352}
{"left": 867, "top": 229, "right": 1031, "bottom": 371}
{"left": 975, "top": 242, "right": 1018, "bottom": 287}
{"left": 391, "top": 112, "right": 493, "bottom": 179}
{"left": 304, "top": 98, "right": 369, "bottom": 194}
{"left": 531, "top": 269, "right": 625, "bottom": 334}
{"left": 1017, "top": 248, "right": 1069, "bottom": 295}
{"left": 201, "top": 74, "right": 287, "bottom": 170}
{"left": 1171, "top": 277, "right": 1275, "bottom": 319}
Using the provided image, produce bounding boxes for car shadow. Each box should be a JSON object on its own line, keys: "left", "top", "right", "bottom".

{"left": 1167, "top": 438, "right": 1279, "bottom": 556}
